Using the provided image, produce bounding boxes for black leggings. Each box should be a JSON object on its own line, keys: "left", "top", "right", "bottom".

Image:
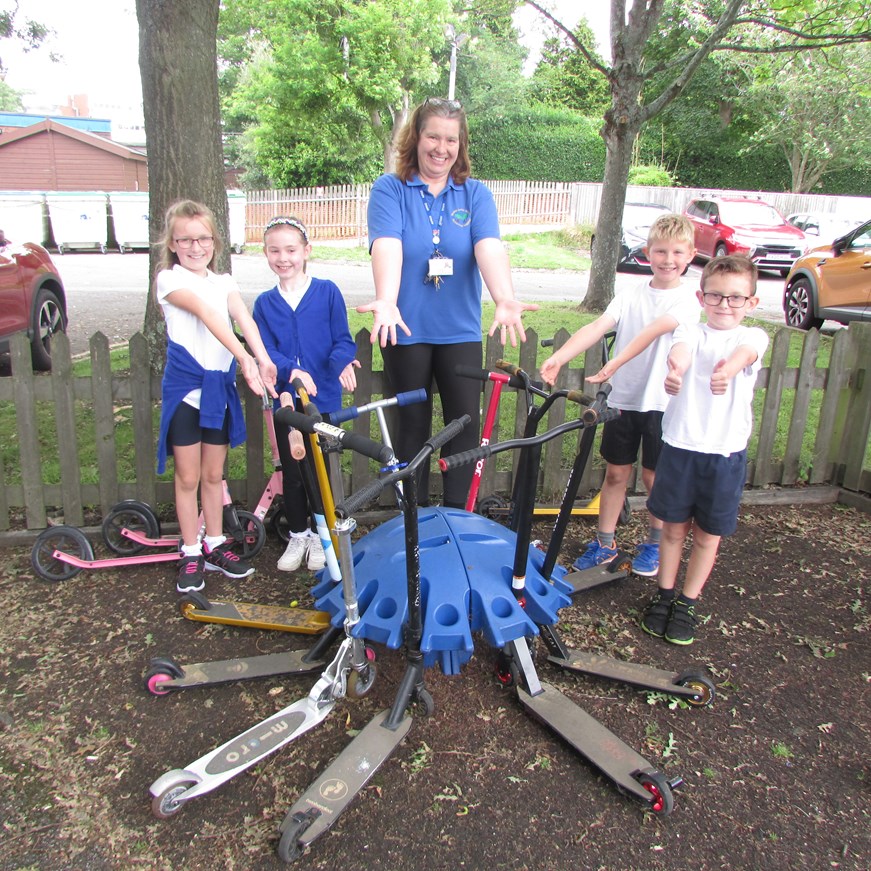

{"left": 380, "top": 341, "right": 482, "bottom": 506}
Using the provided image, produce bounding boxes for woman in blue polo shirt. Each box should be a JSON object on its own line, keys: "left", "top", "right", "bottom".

{"left": 359, "top": 97, "right": 536, "bottom": 507}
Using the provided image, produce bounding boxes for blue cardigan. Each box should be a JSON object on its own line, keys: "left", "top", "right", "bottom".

{"left": 253, "top": 278, "right": 356, "bottom": 414}
{"left": 156, "top": 340, "right": 246, "bottom": 474}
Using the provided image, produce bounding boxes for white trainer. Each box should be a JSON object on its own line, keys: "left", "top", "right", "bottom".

{"left": 306, "top": 533, "right": 326, "bottom": 571}
{"left": 277, "top": 534, "right": 308, "bottom": 572}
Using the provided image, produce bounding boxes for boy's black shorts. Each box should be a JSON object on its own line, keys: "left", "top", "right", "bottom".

{"left": 600, "top": 409, "right": 664, "bottom": 470}
{"left": 647, "top": 443, "right": 747, "bottom": 536}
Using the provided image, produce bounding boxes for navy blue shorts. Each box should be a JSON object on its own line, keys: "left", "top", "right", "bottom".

{"left": 600, "top": 409, "right": 664, "bottom": 470}
{"left": 167, "top": 401, "right": 230, "bottom": 448}
{"left": 646, "top": 443, "right": 747, "bottom": 536}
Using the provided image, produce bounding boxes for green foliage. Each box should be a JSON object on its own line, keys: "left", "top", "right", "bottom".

{"left": 0, "top": 7, "right": 51, "bottom": 74}
{"left": 529, "top": 19, "right": 609, "bottom": 116}
{"left": 0, "top": 77, "right": 23, "bottom": 111}
{"left": 219, "top": 0, "right": 453, "bottom": 187}
{"left": 469, "top": 106, "right": 604, "bottom": 182}
{"left": 628, "top": 164, "right": 674, "bottom": 186}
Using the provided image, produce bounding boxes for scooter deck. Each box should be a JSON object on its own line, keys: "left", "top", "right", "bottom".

{"left": 279, "top": 709, "right": 412, "bottom": 854}
{"left": 562, "top": 552, "right": 632, "bottom": 595}
{"left": 152, "top": 650, "right": 325, "bottom": 691}
{"left": 517, "top": 681, "right": 657, "bottom": 804}
{"left": 548, "top": 650, "right": 704, "bottom": 700}
{"left": 180, "top": 598, "right": 332, "bottom": 634}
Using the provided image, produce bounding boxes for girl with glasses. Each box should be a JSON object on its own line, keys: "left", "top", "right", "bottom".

{"left": 155, "top": 199, "right": 277, "bottom": 595}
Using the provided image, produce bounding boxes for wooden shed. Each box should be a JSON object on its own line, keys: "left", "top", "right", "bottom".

{"left": 0, "top": 119, "right": 148, "bottom": 192}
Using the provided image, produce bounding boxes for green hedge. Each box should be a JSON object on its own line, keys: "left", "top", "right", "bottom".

{"left": 469, "top": 106, "right": 605, "bottom": 182}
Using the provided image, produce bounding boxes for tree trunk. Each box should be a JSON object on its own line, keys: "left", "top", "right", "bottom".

{"left": 135, "top": 0, "right": 229, "bottom": 374}
{"left": 584, "top": 117, "right": 638, "bottom": 311}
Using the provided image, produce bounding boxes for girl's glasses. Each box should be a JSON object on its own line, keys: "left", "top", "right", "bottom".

{"left": 174, "top": 236, "right": 214, "bottom": 249}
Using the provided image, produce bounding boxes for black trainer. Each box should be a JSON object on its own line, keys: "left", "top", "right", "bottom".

{"left": 176, "top": 554, "right": 206, "bottom": 593}
{"left": 665, "top": 600, "right": 698, "bottom": 646}
{"left": 640, "top": 591, "right": 674, "bottom": 638}
{"left": 203, "top": 543, "right": 254, "bottom": 579}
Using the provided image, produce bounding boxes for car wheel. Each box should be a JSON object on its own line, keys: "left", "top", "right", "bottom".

{"left": 784, "top": 277, "right": 824, "bottom": 331}
{"left": 714, "top": 243, "right": 728, "bottom": 259}
{"left": 30, "top": 287, "right": 67, "bottom": 371}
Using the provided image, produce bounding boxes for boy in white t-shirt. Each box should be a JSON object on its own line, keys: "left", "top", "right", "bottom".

{"left": 539, "top": 214, "right": 699, "bottom": 578}
{"left": 590, "top": 255, "right": 769, "bottom": 645}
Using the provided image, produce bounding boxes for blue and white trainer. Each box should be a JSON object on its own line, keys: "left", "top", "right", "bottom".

{"left": 572, "top": 539, "right": 618, "bottom": 571}
{"left": 632, "top": 542, "right": 660, "bottom": 577}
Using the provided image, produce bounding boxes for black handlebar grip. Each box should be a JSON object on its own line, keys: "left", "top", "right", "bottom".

{"left": 425, "top": 415, "right": 470, "bottom": 454}
{"left": 336, "top": 476, "right": 388, "bottom": 518}
{"left": 439, "top": 443, "right": 490, "bottom": 471}
{"left": 339, "top": 429, "right": 393, "bottom": 464}
{"left": 454, "top": 363, "right": 531, "bottom": 391}
{"left": 274, "top": 407, "right": 316, "bottom": 433}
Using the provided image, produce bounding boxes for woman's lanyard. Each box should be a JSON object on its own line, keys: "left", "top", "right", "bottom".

{"left": 419, "top": 188, "right": 453, "bottom": 288}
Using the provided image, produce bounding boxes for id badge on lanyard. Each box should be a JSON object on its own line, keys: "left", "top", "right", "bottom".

{"left": 421, "top": 189, "right": 453, "bottom": 289}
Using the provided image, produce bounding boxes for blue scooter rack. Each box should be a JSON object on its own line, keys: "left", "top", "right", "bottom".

{"left": 311, "top": 507, "right": 572, "bottom": 675}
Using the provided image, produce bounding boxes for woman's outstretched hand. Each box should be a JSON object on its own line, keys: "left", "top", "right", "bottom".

{"left": 356, "top": 299, "right": 411, "bottom": 348}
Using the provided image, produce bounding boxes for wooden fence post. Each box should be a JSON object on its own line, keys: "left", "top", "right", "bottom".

{"left": 839, "top": 323, "right": 871, "bottom": 492}
{"left": 90, "top": 332, "right": 120, "bottom": 514}
{"left": 50, "top": 332, "right": 84, "bottom": 527}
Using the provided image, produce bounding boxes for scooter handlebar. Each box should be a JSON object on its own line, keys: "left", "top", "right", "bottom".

{"left": 330, "top": 388, "right": 428, "bottom": 425}
{"left": 337, "top": 475, "right": 388, "bottom": 517}
{"left": 455, "top": 364, "right": 534, "bottom": 391}
{"left": 273, "top": 408, "right": 392, "bottom": 464}
{"left": 439, "top": 443, "right": 490, "bottom": 471}
{"left": 425, "top": 414, "right": 470, "bottom": 453}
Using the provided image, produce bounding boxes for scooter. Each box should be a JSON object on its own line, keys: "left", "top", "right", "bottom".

{"left": 144, "top": 390, "right": 422, "bottom": 694}
{"left": 274, "top": 416, "right": 468, "bottom": 863}
{"left": 440, "top": 390, "right": 715, "bottom": 814}
{"left": 148, "top": 408, "right": 389, "bottom": 819}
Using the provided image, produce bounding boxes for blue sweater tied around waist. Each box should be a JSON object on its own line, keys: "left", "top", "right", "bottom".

{"left": 156, "top": 339, "right": 246, "bottom": 474}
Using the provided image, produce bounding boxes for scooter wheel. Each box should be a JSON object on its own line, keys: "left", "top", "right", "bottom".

{"left": 178, "top": 591, "right": 212, "bottom": 618}
{"left": 102, "top": 501, "right": 160, "bottom": 555}
{"left": 151, "top": 775, "right": 197, "bottom": 819}
{"left": 347, "top": 663, "right": 377, "bottom": 699}
{"left": 271, "top": 507, "right": 291, "bottom": 543}
{"left": 30, "top": 526, "right": 94, "bottom": 582}
{"left": 411, "top": 687, "right": 435, "bottom": 718}
{"left": 494, "top": 650, "right": 518, "bottom": 688}
{"left": 234, "top": 510, "right": 266, "bottom": 559}
{"left": 637, "top": 771, "right": 674, "bottom": 816}
{"left": 145, "top": 670, "right": 174, "bottom": 696}
{"left": 477, "top": 494, "right": 509, "bottom": 520}
{"left": 675, "top": 671, "right": 716, "bottom": 707}
{"left": 277, "top": 810, "right": 317, "bottom": 862}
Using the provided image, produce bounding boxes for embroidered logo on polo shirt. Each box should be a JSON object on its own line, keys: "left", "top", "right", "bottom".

{"left": 451, "top": 208, "right": 471, "bottom": 227}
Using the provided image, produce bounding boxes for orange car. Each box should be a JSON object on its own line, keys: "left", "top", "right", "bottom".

{"left": 783, "top": 218, "right": 871, "bottom": 330}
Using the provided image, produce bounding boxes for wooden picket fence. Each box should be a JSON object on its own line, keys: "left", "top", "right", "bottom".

{"left": 1, "top": 323, "right": 869, "bottom": 536}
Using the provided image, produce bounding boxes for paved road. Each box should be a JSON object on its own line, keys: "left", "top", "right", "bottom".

{"left": 51, "top": 250, "right": 791, "bottom": 356}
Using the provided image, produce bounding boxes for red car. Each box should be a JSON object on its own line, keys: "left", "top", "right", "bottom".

{"left": 0, "top": 230, "right": 68, "bottom": 370}
{"left": 685, "top": 196, "right": 806, "bottom": 277}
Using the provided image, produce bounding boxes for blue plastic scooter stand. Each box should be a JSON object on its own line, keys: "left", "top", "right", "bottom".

{"left": 313, "top": 508, "right": 572, "bottom": 676}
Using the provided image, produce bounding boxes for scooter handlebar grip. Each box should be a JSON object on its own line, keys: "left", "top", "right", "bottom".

{"left": 566, "top": 389, "right": 594, "bottom": 407}
{"left": 439, "top": 443, "right": 490, "bottom": 471}
{"left": 290, "top": 377, "right": 322, "bottom": 421}
{"left": 426, "top": 415, "right": 470, "bottom": 454}
{"left": 288, "top": 429, "right": 306, "bottom": 460}
{"left": 496, "top": 360, "right": 545, "bottom": 392}
{"left": 396, "top": 388, "right": 428, "bottom": 407}
{"left": 337, "top": 476, "right": 387, "bottom": 518}
{"left": 340, "top": 430, "right": 393, "bottom": 464}
{"left": 274, "top": 407, "right": 316, "bottom": 433}
{"left": 329, "top": 404, "right": 359, "bottom": 425}
{"left": 455, "top": 363, "right": 528, "bottom": 391}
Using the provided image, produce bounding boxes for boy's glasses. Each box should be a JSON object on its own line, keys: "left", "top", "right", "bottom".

{"left": 702, "top": 292, "right": 751, "bottom": 308}
{"left": 174, "top": 236, "right": 214, "bottom": 249}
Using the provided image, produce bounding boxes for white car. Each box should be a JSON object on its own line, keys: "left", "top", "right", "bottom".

{"left": 786, "top": 212, "right": 863, "bottom": 246}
